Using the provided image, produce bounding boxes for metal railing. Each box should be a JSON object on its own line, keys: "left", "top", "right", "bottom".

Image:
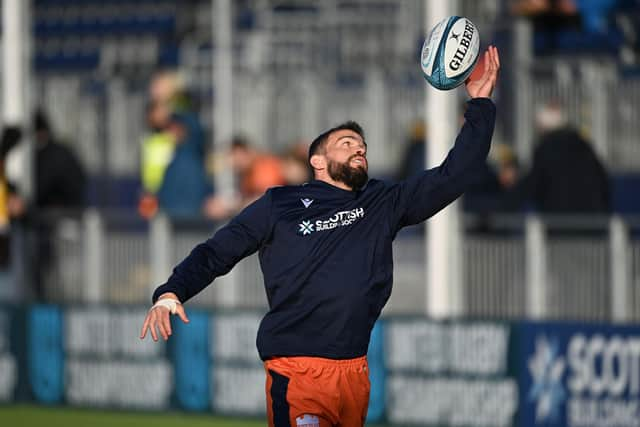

{"left": 7, "top": 210, "right": 640, "bottom": 324}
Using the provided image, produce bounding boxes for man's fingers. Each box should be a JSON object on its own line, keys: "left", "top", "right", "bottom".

{"left": 140, "top": 316, "right": 150, "bottom": 339}
{"left": 481, "top": 51, "right": 490, "bottom": 81}
{"left": 141, "top": 302, "right": 188, "bottom": 343}
{"left": 158, "top": 321, "right": 169, "bottom": 341}
{"left": 491, "top": 49, "right": 498, "bottom": 75}
{"left": 162, "top": 311, "right": 172, "bottom": 338}
{"left": 153, "top": 309, "right": 170, "bottom": 340}
{"left": 150, "top": 319, "right": 159, "bottom": 341}
{"left": 176, "top": 305, "right": 190, "bottom": 324}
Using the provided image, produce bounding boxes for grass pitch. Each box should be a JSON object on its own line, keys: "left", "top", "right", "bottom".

{"left": 0, "top": 405, "right": 265, "bottom": 427}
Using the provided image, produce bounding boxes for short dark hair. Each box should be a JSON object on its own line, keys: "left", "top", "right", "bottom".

{"left": 231, "top": 135, "right": 250, "bottom": 151}
{"left": 308, "top": 121, "right": 365, "bottom": 161}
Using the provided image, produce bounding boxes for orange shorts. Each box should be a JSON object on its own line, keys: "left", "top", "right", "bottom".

{"left": 264, "top": 355, "right": 370, "bottom": 427}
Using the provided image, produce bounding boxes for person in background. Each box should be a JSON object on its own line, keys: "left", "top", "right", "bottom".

{"left": 31, "top": 111, "right": 86, "bottom": 209}
{"left": 139, "top": 101, "right": 176, "bottom": 219}
{"left": 0, "top": 127, "right": 22, "bottom": 294}
{"left": 524, "top": 101, "right": 610, "bottom": 213}
{"left": 281, "top": 140, "right": 312, "bottom": 185}
{"left": 156, "top": 113, "right": 213, "bottom": 220}
{"left": 231, "top": 137, "right": 285, "bottom": 201}
{"left": 396, "top": 119, "right": 426, "bottom": 181}
{"left": 139, "top": 70, "right": 209, "bottom": 219}
{"left": 204, "top": 136, "right": 285, "bottom": 220}
{"left": 511, "top": 0, "right": 584, "bottom": 55}
{"left": 6, "top": 111, "right": 86, "bottom": 300}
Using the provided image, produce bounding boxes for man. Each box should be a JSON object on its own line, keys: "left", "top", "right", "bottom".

{"left": 526, "top": 101, "right": 610, "bottom": 213}
{"left": 141, "top": 47, "right": 500, "bottom": 426}
{"left": 5, "top": 111, "right": 86, "bottom": 300}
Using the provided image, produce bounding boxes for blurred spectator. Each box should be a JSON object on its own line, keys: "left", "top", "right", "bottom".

{"left": 524, "top": 102, "right": 610, "bottom": 213}
{"left": 31, "top": 110, "right": 86, "bottom": 210}
{"left": 204, "top": 136, "right": 285, "bottom": 220}
{"left": 0, "top": 127, "right": 22, "bottom": 271}
{"left": 494, "top": 144, "right": 521, "bottom": 193}
{"left": 139, "top": 70, "right": 210, "bottom": 220}
{"left": 157, "top": 112, "right": 213, "bottom": 220}
{"left": 149, "top": 69, "right": 188, "bottom": 109}
{"left": 5, "top": 111, "right": 86, "bottom": 300}
{"left": 230, "top": 137, "right": 285, "bottom": 200}
{"left": 396, "top": 119, "right": 426, "bottom": 181}
{"left": 511, "top": 0, "right": 579, "bottom": 17}
{"left": 282, "top": 140, "right": 312, "bottom": 185}
{"left": 510, "top": 0, "right": 582, "bottom": 53}
{"left": 464, "top": 142, "right": 523, "bottom": 213}
{"left": 139, "top": 101, "right": 176, "bottom": 219}
{"left": 617, "top": 1, "right": 640, "bottom": 65}
{"left": 141, "top": 101, "right": 175, "bottom": 195}
{"left": 511, "top": 0, "right": 636, "bottom": 55}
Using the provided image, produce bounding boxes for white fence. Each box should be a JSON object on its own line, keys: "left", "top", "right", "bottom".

{"left": 15, "top": 211, "right": 640, "bottom": 323}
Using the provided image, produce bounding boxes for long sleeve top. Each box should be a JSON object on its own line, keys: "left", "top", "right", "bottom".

{"left": 153, "top": 98, "right": 496, "bottom": 360}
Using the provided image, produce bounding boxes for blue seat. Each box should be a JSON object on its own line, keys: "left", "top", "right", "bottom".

{"left": 611, "top": 174, "right": 640, "bottom": 214}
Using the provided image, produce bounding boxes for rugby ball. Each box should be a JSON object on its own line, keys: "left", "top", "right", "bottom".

{"left": 420, "top": 16, "right": 480, "bottom": 90}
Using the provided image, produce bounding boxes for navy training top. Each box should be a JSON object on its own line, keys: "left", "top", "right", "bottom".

{"left": 153, "top": 98, "right": 496, "bottom": 360}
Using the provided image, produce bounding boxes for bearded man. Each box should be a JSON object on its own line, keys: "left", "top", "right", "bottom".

{"left": 141, "top": 46, "right": 500, "bottom": 427}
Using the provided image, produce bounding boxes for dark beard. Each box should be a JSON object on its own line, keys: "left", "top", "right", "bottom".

{"left": 327, "top": 156, "right": 368, "bottom": 191}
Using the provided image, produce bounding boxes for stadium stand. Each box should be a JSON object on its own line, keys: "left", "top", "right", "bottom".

{"left": 18, "top": 0, "right": 640, "bottom": 322}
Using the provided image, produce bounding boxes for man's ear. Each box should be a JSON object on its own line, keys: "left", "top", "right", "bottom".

{"left": 310, "top": 154, "right": 325, "bottom": 171}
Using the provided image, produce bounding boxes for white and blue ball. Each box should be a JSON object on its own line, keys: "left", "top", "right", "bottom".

{"left": 420, "top": 16, "right": 480, "bottom": 91}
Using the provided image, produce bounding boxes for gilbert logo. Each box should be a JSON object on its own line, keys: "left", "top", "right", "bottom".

{"left": 449, "top": 20, "right": 476, "bottom": 71}
{"left": 296, "top": 414, "right": 320, "bottom": 427}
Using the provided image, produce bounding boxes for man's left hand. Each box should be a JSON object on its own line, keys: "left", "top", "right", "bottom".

{"left": 465, "top": 45, "right": 500, "bottom": 99}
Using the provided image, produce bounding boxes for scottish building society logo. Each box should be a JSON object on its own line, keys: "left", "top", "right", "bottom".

{"left": 528, "top": 335, "right": 567, "bottom": 424}
{"left": 298, "top": 208, "right": 365, "bottom": 236}
{"left": 298, "top": 221, "right": 314, "bottom": 235}
{"left": 528, "top": 330, "right": 640, "bottom": 427}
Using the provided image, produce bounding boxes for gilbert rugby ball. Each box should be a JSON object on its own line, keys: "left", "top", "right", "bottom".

{"left": 420, "top": 16, "right": 480, "bottom": 90}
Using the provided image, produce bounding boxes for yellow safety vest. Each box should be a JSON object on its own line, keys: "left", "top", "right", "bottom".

{"left": 141, "top": 132, "right": 175, "bottom": 194}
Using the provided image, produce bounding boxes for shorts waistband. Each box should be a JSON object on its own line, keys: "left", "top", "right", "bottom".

{"left": 266, "top": 355, "right": 367, "bottom": 367}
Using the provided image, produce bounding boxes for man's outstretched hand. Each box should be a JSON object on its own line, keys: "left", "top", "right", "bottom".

{"left": 140, "top": 292, "right": 190, "bottom": 342}
{"left": 465, "top": 45, "right": 500, "bottom": 99}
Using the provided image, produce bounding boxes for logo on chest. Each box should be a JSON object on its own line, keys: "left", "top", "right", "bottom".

{"left": 297, "top": 207, "right": 365, "bottom": 235}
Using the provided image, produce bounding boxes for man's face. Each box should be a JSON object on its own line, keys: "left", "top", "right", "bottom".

{"left": 324, "top": 129, "right": 368, "bottom": 190}
{"left": 230, "top": 146, "right": 252, "bottom": 173}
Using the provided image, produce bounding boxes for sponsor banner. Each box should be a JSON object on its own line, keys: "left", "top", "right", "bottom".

{"left": 65, "top": 307, "right": 164, "bottom": 358}
{"left": 385, "top": 319, "right": 516, "bottom": 426}
{"left": 210, "top": 312, "right": 262, "bottom": 364}
{"left": 173, "top": 310, "right": 210, "bottom": 411}
{"left": 63, "top": 306, "right": 171, "bottom": 409}
{"left": 0, "top": 354, "right": 17, "bottom": 401}
{"left": 28, "top": 305, "right": 64, "bottom": 404}
{"left": 66, "top": 359, "right": 172, "bottom": 409}
{"left": 387, "top": 375, "right": 517, "bottom": 426}
{"left": 0, "top": 309, "right": 9, "bottom": 353}
{"left": 367, "top": 321, "right": 386, "bottom": 423}
{"left": 212, "top": 366, "right": 266, "bottom": 415}
{"left": 210, "top": 313, "right": 265, "bottom": 416}
{"left": 385, "top": 319, "right": 510, "bottom": 375}
{"left": 0, "top": 307, "right": 17, "bottom": 401}
{"left": 517, "top": 321, "right": 640, "bottom": 427}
